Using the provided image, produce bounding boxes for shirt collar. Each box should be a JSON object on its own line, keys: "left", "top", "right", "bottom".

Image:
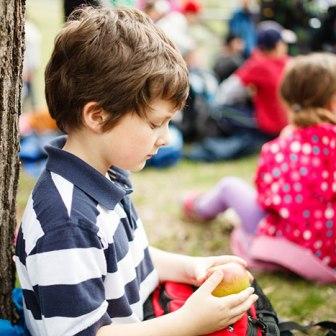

{"left": 45, "top": 135, "right": 132, "bottom": 210}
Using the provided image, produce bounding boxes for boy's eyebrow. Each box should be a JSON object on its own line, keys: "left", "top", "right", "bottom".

{"left": 150, "top": 110, "right": 176, "bottom": 121}
{"left": 147, "top": 116, "right": 171, "bottom": 126}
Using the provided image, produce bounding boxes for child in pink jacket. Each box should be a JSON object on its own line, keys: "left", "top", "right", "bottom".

{"left": 183, "top": 53, "right": 336, "bottom": 283}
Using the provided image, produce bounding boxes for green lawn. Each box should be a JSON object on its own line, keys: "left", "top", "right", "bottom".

{"left": 19, "top": 0, "right": 336, "bottom": 332}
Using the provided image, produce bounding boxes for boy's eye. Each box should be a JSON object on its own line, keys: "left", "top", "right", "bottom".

{"left": 149, "top": 121, "right": 164, "bottom": 129}
{"left": 150, "top": 123, "right": 161, "bottom": 129}
{"left": 148, "top": 117, "right": 171, "bottom": 129}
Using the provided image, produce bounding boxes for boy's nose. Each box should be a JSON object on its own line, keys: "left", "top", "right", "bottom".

{"left": 156, "top": 125, "right": 170, "bottom": 147}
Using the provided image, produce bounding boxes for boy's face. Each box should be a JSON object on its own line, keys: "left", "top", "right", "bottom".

{"left": 100, "top": 99, "right": 176, "bottom": 172}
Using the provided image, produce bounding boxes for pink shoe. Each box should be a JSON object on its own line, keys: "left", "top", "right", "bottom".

{"left": 182, "top": 192, "right": 214, "bottom": 222}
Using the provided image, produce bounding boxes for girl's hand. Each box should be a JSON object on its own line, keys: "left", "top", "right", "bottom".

{"left": 184, "top": 255, "right": 251, "bottom": 287}
{"left": 179, "top": 271, "right": 258, "bottom": 335}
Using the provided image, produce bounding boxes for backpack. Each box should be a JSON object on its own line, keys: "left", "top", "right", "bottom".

{"left": 143, "top": 280, "right": 336, "bottom": 336}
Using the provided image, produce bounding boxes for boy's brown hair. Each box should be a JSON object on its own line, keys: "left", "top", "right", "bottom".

{"left": 280, "top": 53, "right": 336, "bottom": 127}
{"left": 45, "top": 6, "right": 189, "bottom": 132}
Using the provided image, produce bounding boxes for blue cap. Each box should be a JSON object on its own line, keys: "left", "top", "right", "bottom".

{"left": 257, "top": 28, "right": 282, "bottom": 50}
{"left": 257, "top": 21, "right": 297, "bottom": 50}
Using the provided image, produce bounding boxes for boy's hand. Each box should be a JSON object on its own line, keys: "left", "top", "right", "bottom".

{"left": 180, "top": 271, "right": 258, "bottom": 335}
{"left": 184, "top": 255, "right": 251, "bottom": 287}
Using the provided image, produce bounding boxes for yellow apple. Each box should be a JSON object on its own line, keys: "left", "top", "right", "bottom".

{"left": 207, "top": 262, "right": 250, "bottom": 297}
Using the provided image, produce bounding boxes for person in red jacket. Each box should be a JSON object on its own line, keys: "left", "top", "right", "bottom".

{"left": 218, "top": 20, "right": 299, "bottom": 133}
{"left": 234, "top": 29, "right": 289, "bottom": 135}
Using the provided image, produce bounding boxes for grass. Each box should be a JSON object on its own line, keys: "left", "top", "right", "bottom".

{"left": 18, "top": 0, "right": 336, "bottom": 332}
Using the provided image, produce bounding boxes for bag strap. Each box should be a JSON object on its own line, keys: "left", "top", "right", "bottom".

{"left": 279, "top": 321, "right": 309, "bottom": 334}
{"left": 325, "top": 331, "right": 336, "bottom": 336}
{"left": 316, "top": 322, "right": 336, "bottom": 331}
{"left": 279, "top": 320, "right": 336, "bottom": 335}
{"left": 251, "top": 281, "right": 281, "bottom": 336}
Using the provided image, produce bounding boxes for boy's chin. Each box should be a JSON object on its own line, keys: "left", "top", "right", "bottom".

{"left": 130, "top": 161, "right": 146, "bottom": 173}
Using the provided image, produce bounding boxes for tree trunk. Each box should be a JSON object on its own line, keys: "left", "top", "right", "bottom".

{"left": 0, "top": 0, "right": 25, "bottom": 320}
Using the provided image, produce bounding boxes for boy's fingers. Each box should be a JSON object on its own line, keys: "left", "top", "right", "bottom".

{"left": 223, "top": 287, "right": 255, "bottom": 308}
{"left": 230, "top": 294, "right": 259, "bottom": 317}
{"left": 226, "top": 313, "right": 245, "bottom": 326}
{"left": 198, "top": 271, "right": 223, "bottom": 294}
{"left": 223, "top": 294, "right": 258, "bottom": 329}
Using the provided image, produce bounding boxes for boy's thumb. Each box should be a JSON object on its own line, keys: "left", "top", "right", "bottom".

{"left": 198, "top": 270, "right": 223, "bottom": 294}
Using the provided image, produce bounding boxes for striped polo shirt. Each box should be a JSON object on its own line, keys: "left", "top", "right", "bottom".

{"left": 14, "top": 136, "right": 159, "bottom": 336}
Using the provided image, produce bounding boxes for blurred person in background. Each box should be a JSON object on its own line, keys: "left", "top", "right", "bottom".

{"left": 181, "top": 0, "right": 202, "bottom": 25}
{"left": 143, "top": 0, "right": 193, "bottom": 55}
{"left": 23, "top": 19, "right": 41, "bottom": 113}
{"left": 181, "top": 0, "right": 220, "bottom": 68}
{"left": 228, "top": 0, "right": 258, "bottom": 58}
{"left": 179, "top": 47, "right": 218, "bottom": 142}
{"left": 213, "top": 33, "right": 245, "bottom": 84}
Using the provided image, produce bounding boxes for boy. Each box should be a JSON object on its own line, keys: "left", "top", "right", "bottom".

{"left": 14, "top": 7, "right": 257, "bottom": 336}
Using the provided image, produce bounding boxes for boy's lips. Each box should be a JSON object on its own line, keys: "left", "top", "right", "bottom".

{"left": 148, "top": 151, "right": 158, "bottom": 157}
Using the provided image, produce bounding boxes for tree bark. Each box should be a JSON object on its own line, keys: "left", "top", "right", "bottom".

{"left": 0, "top": 0, "right": 25, "bottom": 320}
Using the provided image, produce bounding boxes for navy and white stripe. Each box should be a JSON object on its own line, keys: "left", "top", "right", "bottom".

{"left": 15, "top": 136, "right": 159, "bottom": 336}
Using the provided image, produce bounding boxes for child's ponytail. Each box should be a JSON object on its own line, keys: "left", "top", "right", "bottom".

{"left": 290, "top": 106, "right": 336, "bottom": 127}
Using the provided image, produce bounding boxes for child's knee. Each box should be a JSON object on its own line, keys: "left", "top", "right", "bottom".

{"left": 218, "top": 176, "right": 245, "bottom": 190}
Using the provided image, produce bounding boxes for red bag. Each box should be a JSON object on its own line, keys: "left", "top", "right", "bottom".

{"left": 144, "top": 281, "right": 279, "bottom": 335}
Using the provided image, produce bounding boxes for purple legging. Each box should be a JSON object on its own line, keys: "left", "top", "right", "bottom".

{"left": 196, "top": 177, "right": 265, "bottom": 234}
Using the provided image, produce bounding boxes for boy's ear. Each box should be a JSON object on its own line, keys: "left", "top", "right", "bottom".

{"left": 82, "top": 102, "right": 107, "bottom": 133}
